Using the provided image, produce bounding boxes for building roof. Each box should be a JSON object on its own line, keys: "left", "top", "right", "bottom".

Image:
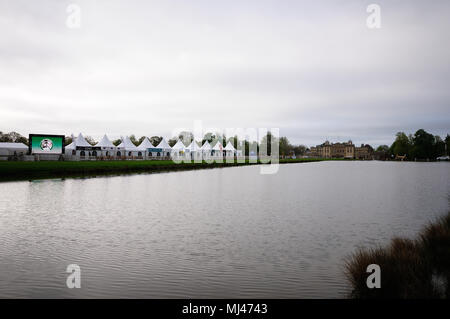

{"left": 0, "top": 142, "right": 28, "bottom": 150}
{"left": 137, "top": 137, "right": 154, "bottom": 150}
{"left": 212, "top": 141, "right": 223, "bottom": 151}
{"left": 156, "top": 138, "right": 172, "bottom": 150}
{"left": 65, "top": 141, "right": 75, "bottom": 150}
{"left": 186, "top": 141, "right": 201, "bottom": 151}
{"left": 201, "top": 141, "right": 212, "bottom": 150}
{"left": 74, "top": 133, "right": 92, "bottom": 147}
{"left": 117, "top": 136, "right": 138, "bottom": 151}
{"left": 95, "top": 134, "right": 115, "bottom": 148}
{"left": 172, "top": 139, "right": 186, "bottom": 151}
{"left": 224, "top": 141, "right": 236, "bottom": 151}
{"left": 65, "top": 133, "right": 91, "bottom": 150}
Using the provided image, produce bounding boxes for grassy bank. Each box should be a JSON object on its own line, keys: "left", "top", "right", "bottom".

{"left": 0, "top": 157, "right": 326, "bottom": 182}
{"left": 345, "top": 211, "right": 450, "bottom": 298}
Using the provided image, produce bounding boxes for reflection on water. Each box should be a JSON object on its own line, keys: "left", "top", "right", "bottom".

{"left": 0, "top": 161, "right": 449, "bottom": 298}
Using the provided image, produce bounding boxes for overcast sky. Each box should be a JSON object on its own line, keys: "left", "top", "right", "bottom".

{"left": 0, "top": 0, "right": 449, "bottom": 146}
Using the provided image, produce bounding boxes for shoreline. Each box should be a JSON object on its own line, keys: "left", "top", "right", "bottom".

{"left": 0, "top": 158, "right": 332, "bottom": 182}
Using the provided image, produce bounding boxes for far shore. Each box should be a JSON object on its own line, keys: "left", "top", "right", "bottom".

{"left": 0, "top": 157, "right": 339, "bottom": 182}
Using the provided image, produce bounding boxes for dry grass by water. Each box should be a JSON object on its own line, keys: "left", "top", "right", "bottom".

{"left": 345, "top": 212, "right": 450, "bottom": 298}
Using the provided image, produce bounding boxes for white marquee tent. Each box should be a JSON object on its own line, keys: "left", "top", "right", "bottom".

{"left": 0, "top": 142, "right": 28, "bottom": 159}
{"left": 75, "top": 133, "right": 92, "bottom": 147}
{"left": 117, "top": 136, "right": 139, "bottom": 157}
{"left": 65, "top": 140, "right": 75, "bottom": 153}
{"left": 224, "top": 141, "right": 236, "bottom": 157}
{"left": 171, "top": 139, "right": 186, "bottom": 157}
{"left": 201, "top": 140, "right": 212, "bottom": 158}
{"left": 186, "top": 140, "right": 202, "bottom": 160}
{"left": 65, "top": 133, "right": 97, "bottom": 158}
{"left": 146, "top": 138, "right": 171, "bottom": 158}
{"left": 155, "top": 138, "right": 172, "bottom": 157}
{"left": 212, "top": 141, "right": 224, "bottom": 158}
{"left": 137, "top": 137, "right": 154, "bottom": 158}
{"left": 95, "top": 134, "right": 116, "bottom": 157}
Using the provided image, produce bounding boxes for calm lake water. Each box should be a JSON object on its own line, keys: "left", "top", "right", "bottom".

{"left": 0, "top": 161, "right": 449, "bottom": 298}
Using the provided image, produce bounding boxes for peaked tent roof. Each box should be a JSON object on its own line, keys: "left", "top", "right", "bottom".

{"left": 137, "top": 137, "right": 154, "bottom": 150}
{"left": 117, "top": 136, "right": 138, "bottom": 151}
{"left": 75, "top": 133, "right": 92, "bottom": 147}
{"left": 201, "top": 141, "right": 212, "bottom": 150}
{"left": 224, "top": 141, "right": 236, "bottom": 151}
{"left": 156, "top": 138, "right": 172, "bottom": 150}
{"left": 212, "top": 141, "right": 224, "bottom": 151}
{"left": 186, "top": 141, "right": 201, "bottom": 151}
{"left": 65, "top": 141, "right": 76, "bottom": 150}
{"left": 172, "top": 139, "right": 186, "bottom": 151}
{"left": 95, "top": 134, "right": 115, "bottom": 148}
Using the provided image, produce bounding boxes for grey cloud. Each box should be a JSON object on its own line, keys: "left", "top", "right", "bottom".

{"left": 0, "top": 0, "right": 449, "bottom": 147}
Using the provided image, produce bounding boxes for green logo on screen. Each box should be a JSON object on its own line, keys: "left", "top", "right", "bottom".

{"left": 40, "top": 139, "right": 53, "bottom": 151}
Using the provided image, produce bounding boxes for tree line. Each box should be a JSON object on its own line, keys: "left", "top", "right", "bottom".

{"left": 0, "top": 131, "right": 28, "bottom": 144}
{"left": 386, "top": 129, "right": 450, "bottom": 160}
{"left": 0, "top": 130, "right": 307, "bottom": 157}
{"left": 1, "top": 128, "right": 449, "bottom": 159}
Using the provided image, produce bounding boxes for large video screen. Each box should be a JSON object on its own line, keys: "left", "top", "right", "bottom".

{"left": 29, "top": 134, "right": 64, "bottom": 154}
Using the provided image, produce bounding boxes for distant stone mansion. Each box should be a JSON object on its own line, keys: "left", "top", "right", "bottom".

{"left": 308, "top": 140, "right": 374, "bottom": 159}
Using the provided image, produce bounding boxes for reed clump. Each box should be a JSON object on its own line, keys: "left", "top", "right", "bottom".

{"left": 345, "top": 212, "right": 450, "bottom": 298}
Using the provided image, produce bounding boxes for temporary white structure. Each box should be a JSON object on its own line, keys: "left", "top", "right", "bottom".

{"left": 65, "top": 140, "right": 75, "bottom": 154}
{"left": 186, "top": 140, "right": 202, "bottom": 160}
{"left": 96, "top": 134, "right": 115, "bottom": 148}
{"left": 171, "top": 139, "right": 186, "bottom": 157}
{"left": 147, "top": 138, "right": 169, "bottom": 157}
{"left": 75, "top": 133, "right": 92, "bottom": 147}
{"left": 65, "top": 133, "right": 98, "bottom": 158}
{"left": 0, "top": 142, "right": 28, "bottom": 159}
{"left": 137, "top": 137, "right": 154, "bottom": 158}
{"left": 224, "top": 141, "right": 236, "bottom": 157}
{"left": 201, "top": 140, "right": 212, "bottom": 158}
{"left": 95, "top": 134, "right": 116, "bottom": 157}
{"left": 117, "top": 136, "right": 140, "bottom": 157}
{"left": 212, "top": 141, "right": 224, "bottom": 158}
{"left": 155, "top": 138, "right": 172, "bottom": 157}
{"left": 137, "top": 137, "right": 154, "bottom": 150}
{"left": 114, "top": 139, "right": 125, "bottom": 157}
{"left": 223, "top": 141, "right": 243, "bottom": 157}
{"left": 186, "top": 141, "right": 201, "bottom": 151}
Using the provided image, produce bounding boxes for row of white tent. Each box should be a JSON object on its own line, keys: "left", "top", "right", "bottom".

{"left": 65, "top": 133, "right": 242, "bottom": 159}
